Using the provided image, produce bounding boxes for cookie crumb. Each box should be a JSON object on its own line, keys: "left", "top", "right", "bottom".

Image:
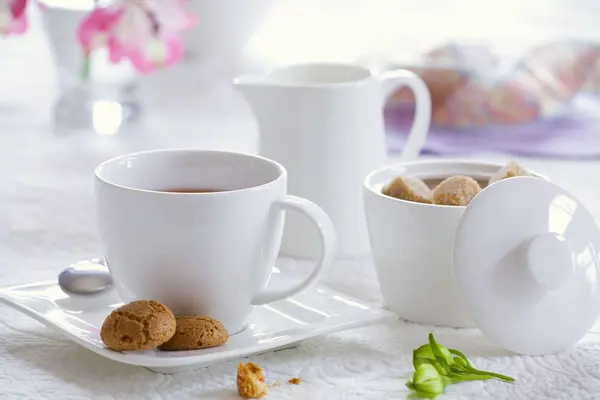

{"left": 271, "top": 382, "right": 281, "bottom": 387}
{"left": 237, "top": 362, "right": 268, "bottom": 399}
{"left": 288, "top": 377, "right": 301, "bottom": 385}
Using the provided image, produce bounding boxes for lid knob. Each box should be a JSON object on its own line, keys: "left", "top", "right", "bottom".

{"left": 525, "top": 233, "right": 574, "bottom": 291}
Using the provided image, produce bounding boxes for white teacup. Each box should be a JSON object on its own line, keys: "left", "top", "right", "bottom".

{"left": 363, "top": 159, "right": 544, "bottom": 328}
{"left": 95, "top": 149, "right": 336, "bottom": 334}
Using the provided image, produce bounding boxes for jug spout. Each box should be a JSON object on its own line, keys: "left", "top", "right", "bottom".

{"left": 233, "top": 73, "right": 269, "bottom": 89}
{"left": 233, "top": 74, "right": 277, "bottom": 120}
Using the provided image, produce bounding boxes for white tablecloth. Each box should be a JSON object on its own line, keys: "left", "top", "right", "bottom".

{"left": 2, "top": 136, "right": 600, "bottom": 400}
{"left": 2, "top": 4, "right": 600, "bottom": 400}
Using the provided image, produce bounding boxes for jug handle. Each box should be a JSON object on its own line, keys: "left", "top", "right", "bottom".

{"left": 379, "top": 69, "right": 432, "bottom": 160}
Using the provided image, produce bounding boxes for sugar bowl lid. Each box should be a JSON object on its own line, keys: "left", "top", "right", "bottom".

{"left": 454, "top": 176, "right": 600, "bottom": 355}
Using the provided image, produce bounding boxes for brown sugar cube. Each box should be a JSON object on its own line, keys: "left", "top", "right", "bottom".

{"left": 100, "top": 300, "right": 176, "bottom": 351}
{"left": 382, "top": 176, "right": 433, "bottom": 204}
{"left": 488, "top": 161, "right": 530, "bottom": 185}
{"left": 237, "top": 362, "right": 268, "bottom": 399}
{"left": 158, "top": 316, "right": 228, "bottom": 351}
{"left": 433, "top": 176, "right": 481, "bottom": 206}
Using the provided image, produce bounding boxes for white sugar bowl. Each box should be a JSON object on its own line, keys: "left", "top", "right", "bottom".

{"left": 363, "top": 160, "right": 507, "bottom": 328}
{"left": 363, "top": 159, "right": 600, "bottom": 356}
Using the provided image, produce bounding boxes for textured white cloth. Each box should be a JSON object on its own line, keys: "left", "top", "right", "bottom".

{"left": 2, "top": 103, "right": 600, "bottom": 400}
{"left": 2, "top": 4, "right": 600, "bottom": 399}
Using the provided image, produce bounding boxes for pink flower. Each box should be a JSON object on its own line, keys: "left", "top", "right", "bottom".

{"left": 0, "top": 0, "right": 28, "bottom": 35}
{"left": 77, "top": 7, "right": 123, "bottom": 54}
{"left": 77, "top": 0, "right": 196, "bottom": 74}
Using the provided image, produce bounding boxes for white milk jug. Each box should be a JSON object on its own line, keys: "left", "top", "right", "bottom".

{"left": 235, "top": 63, "right": 431, "bottom": 258}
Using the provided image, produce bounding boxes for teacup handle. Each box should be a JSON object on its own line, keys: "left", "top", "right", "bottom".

{"left": 380, "top": 69, "right": 432, "bottom": 160}
{"left": 251, "top": 195, "right": 336, "bottom": 305}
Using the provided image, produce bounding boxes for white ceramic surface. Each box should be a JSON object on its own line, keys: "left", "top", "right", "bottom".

{"left": 363, "top": 160, "right": 544, "bottom": 328}
{"left": 95, "top": 149, "right": 336, "bottom": 334}
{"left": 183, "top": 0, "right": 274, "bottom": 64}
{"left": 234, "top": 63, "right": 431, "bottom": 259}
{"left": 0, "top": 269, "right": 397, "bottom": 374}
{"left": 454, "top": 176, "right": 600, "bottom": 355}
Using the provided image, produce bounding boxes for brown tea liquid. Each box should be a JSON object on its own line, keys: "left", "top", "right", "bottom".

{"left": 422, "top": 178, "right": 488, "bottom": 190}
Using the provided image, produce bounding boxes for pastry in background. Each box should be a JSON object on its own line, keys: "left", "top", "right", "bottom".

{"left": 486, "top": 82, "right": 541, "bottom": 125}
{"left": 385, "top": 40, "right": 600, "bottom": 129}
{"left": 582, "top": 47, "right": 600, "bottom": 94}
{"left": 388, "top": 67, "right": 467, "bottom": 113}
{"left": 424, "top": 43, "right": 500, "bottom": 72}
{"left": 435, "top": 78, "right": 492, "bottom": 128}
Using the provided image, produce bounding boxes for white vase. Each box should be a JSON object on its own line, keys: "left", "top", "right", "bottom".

{"left": 183, "top": 0, "right": 274, "bottom": 66}
{"left": 39, "top": 0, "right": 140, "bottom": 135}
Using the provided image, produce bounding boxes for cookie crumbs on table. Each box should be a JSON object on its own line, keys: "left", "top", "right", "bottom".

{"left": 237, "top": 362, "right": 268, "bottom": 399}
{"left": 288, "top": 377, "right": 301, "bottom": 385}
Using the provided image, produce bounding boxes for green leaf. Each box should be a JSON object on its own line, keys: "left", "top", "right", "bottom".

{"left": 448, "top": 348, "right": 471, "bottom": 364}
{"left": 413, "top": 345, "right": 442, "bottom": 371}
{"left": 406, "top": 363, "right": 447, "bottom": 399}
{"left": 414, "top": 344, "right": 435, "bottom": 360}
{"left": 414, "top": 344, "right": 455, "bottom": 375}
{"left": 452, "top": 356, "right": 471, "bottom": 372}
{"left": 428, "top": 333, "right": 454, "bottom": 367}
{"left": 449, "top": 348, "right": 515, "bottom": 382}
{"left": 414, "top": 343, "right": 454, "bottom": 368}
{"left": 407, "top": 333, "right": 516, "bottom": 398}
{"left": 430, "top": 359, "right": 450, "bottom": 376}
{"left": 413, "top": 344, "right": 434, "bottom": 369}
{"left": 448, "top": 374, "right": 494, "bottom": 384}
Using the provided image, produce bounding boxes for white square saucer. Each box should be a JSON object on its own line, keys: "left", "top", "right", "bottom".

{"left": 0, "top": 265, "right": 397, "bottom": 374}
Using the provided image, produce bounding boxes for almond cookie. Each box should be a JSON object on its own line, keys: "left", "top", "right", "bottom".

{"left": 488, "top": 161, "right": 530, "bottom": 185}
{"left": 158, "top": 316, "right": 228, "bottom": 351}
{"left": 433, "top": 176, "right": 481, "bottom": 206}
{"left": 382, "top": 176, "right": 433, "bottom": 204}
{"left": 237, "top": 362, "right": 268, "bottom": 399}
{"left": 100, "top": 300, "right": 176, "bottom": 351}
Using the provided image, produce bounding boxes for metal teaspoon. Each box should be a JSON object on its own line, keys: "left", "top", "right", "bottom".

{"left": 58, "top": 257, "right": 113, "bottom": 295}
